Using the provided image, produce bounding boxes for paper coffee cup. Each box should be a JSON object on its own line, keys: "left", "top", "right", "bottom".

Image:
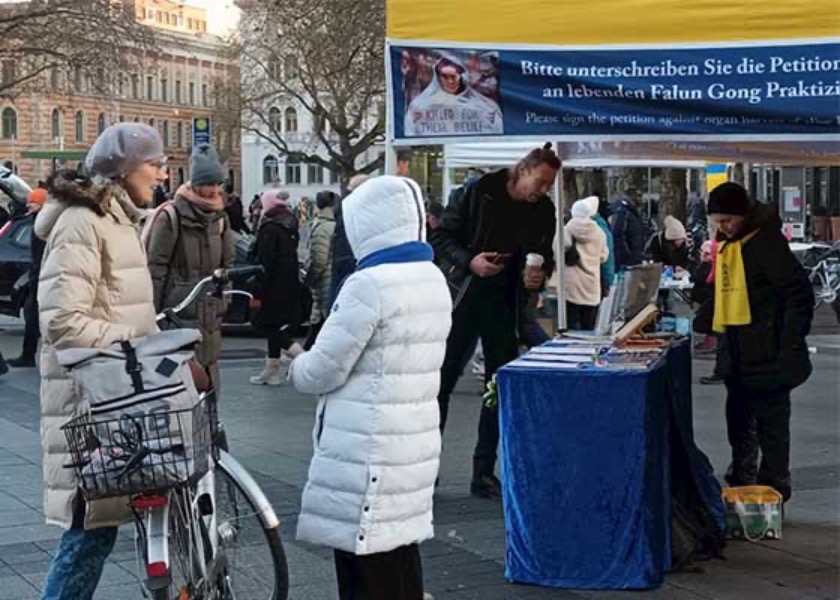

{"left": 526, "top": 253, "right": 544, "bottom": 268}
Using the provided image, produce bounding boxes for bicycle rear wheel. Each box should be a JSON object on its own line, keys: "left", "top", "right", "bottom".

{"left": 214, "top": 462, "right": 289, "bottom": 600}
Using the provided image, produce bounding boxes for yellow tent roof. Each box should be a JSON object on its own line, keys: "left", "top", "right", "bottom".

{"left": 387, "top": 0, "right": 840, "bottom": 45}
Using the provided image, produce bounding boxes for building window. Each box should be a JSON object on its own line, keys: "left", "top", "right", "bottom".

{"left": 119, "top": 115, "right": 125, "bottom": 122}
{"left": 189, "top": 82, "right": 195, "bottom": 105}
{"left": 176, "top": 121, "right": 183, "bottom": 147}
{"left": 161, "top": 78, "right": 168, "bottom": 102}
{"left": 284, "top": 107, "right": 298, "bottom": 133}
{"left": 263, "top": 155, "right": 279, "bottom": 184}
{"left": 117, "top": 73, "right": 125, "bottom": 96}
{"left": 149, "top": 118, "right": 155, "bottom": 128}
{"left": 175, "top": 80, "right": 182, "bottom": 104}
{"left": 2, "top": 60, "right": 17, "bottom": 87}
{"left": 75, "top": 111, "right": 84, "bottom": 143}
{"left": 97, "top": 113, "right": 106, "bottom": 135}
{"left": 308, "top": 164, "right": 324, "bottom": 185}
{"left": 50, "top": 68, "right": 60, "bottom": 90}
{"left": 202, "top": 83, "right": 208, "bottom": 107}
{"left": 132, "top": 74, "right": 140, "bottom": 99}
{"left": 146, "top": 76, "right": 154, "bottom": 101}
{"left": 268, "top": 107, "right": 281, "bottom": 131}
{"left": 163, "top": 121, "right": 169, "bottom": 146}
{"left": 268, "top": 58, "right": 282, "bottom": 80}
{"left": 74, "top": 67, "right": 84, "bottom": 92}
{"left": 284, "top": 56, "right": 298, "bottom": 80}
{"left": 286, "top": 158, "right": 301, "bottom": 185}
{"left": 329, "top": 169, "right": 340, "bottom": 185}
{"left": 51, "top": 108, "right": 61, "bottom": 139}
{"left": 177, "top": 167, "right": 185, "bottom": 186}
{"left": 1, "top": 108, "right": 16, "bottom": 140}
{"left": 187, "top": 17, "right": 193, "bottom": 29}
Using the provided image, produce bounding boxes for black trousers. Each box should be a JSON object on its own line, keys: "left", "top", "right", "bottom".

{"left": 266, "top": 328, "right": 294, "bottom": 358}
{"left": 438, "top": 284, "right": 519, "bottom": 478}
{"left": 20, "top": 291, "right": 40, "bottom": 360}
{"left": 566, "top": 302, "right": 599, "bottom": 331}
{"left": 334, "top": 544, "right": 423, "bottom": 600}
{"left": 725, "top": 383, "right": 792, "bottom": 501}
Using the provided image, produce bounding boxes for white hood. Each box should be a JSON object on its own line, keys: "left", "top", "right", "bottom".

{"left": 342, "top": 176, "right": 427, "bottom": 261}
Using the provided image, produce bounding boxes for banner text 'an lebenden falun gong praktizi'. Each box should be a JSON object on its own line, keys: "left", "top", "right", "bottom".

{"left": 389, "top": 42, "right": 840, "bottom": 141}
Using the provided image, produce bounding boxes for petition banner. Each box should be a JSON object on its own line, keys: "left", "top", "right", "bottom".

{"left": 389, "top": 42, "right": 840, "bottom": 141}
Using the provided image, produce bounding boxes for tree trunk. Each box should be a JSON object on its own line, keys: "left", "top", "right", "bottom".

{"left": 562, "top": 169, "right": 579, "bottom": 213}
{"left": 582, "top": 169, "right": 607, "bottom": 199}
{"left": 659, "top": 168, "right": 688, "bottom": 225}
{"left": 613, "top": 168, "right": 647, "bottom": 203}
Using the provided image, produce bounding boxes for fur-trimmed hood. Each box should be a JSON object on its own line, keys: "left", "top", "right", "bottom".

{"left": 35, "top": 170, "right": 148, "bottom": 240}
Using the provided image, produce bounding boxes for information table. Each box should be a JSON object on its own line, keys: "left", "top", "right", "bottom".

{"left": 497, "top": 341, "right": 724, "bottom": 590}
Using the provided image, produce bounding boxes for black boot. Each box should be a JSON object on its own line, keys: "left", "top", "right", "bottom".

{"left": 0, "top": 353, "right": 8, "bottom": 376}
{"left": 7, "top": 356, "right": 36, "bottom": 368}
{"left": 470, "top": 458, "right": 502, "bottom": 499}
{"left": 701, "top": 373, "right": 724, "bottom": 385}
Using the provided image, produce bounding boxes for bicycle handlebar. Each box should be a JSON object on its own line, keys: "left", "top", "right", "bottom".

{"left": 155, "top": 266, "right": 264, "bottom": 323}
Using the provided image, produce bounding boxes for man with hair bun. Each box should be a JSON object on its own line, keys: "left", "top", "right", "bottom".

{"left": 430, "top": 144, "right": 558, "bottom": 498}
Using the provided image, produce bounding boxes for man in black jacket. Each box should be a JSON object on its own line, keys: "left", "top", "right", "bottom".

{"left": 611, "top": 189, "right": 648, "bottom": 271}
{"left": 707, "top": 182, "right": 813, "bottom": 502}
{"left": 430, "top": 144, "right": 558, "bottom": 499}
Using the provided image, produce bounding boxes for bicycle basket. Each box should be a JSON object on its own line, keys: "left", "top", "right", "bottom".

{"left": 62, "top": 395, "right": 215, "bottom": 501}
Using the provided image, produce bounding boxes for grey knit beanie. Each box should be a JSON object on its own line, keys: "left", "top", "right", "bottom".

{"left": 190, "top": 144, "right": 226, "bottom": 186}
{"left": 85, "top": 123, "right": 164, "bottom": 179}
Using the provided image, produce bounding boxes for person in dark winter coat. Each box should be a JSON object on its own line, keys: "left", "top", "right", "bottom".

{"left": 225, "top": 193, "right": 250, "bottom": 234}
{"left": 429, "top": 144, "right": 558, "bottom": 499}
{"left": 611, "top": 193, "right": 648, "bottom": 271}
{"left": 7, "top": 188, "right": 48, "bottom": 368}
{"left": 706, "top": 182, "right": 813, "bottom": 502}
{"left": 328, "top": 175, "right": 370, "bottom": 309}
{"left": 645, "top": 215, "right": 690, "bottom": 269}
{"left": 250, "top": 190, "right": 304, "bottom": 385}
{"left": 146, "top": 144, "right": 235, "bottom": 391}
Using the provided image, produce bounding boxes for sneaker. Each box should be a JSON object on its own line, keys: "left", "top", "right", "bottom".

{"left": 700, "top": 374, "right": 724, "bottom": 385}
{"left": 7, "top": 356, "right": 36, "bottom": 368}
{"left": 470, "top": 474, "right": 502, "bottom": 500}
{"left": 423, "top": 593, "right": 435, "bottom": 600}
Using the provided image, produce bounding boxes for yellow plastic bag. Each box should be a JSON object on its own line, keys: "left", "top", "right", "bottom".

{"left": 722, "top": 486, "right": 783, "bottom": 541}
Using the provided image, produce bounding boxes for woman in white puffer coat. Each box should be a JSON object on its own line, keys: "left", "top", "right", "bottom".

{"left": 289, "top": 175, "right": 452, "bottom": 599}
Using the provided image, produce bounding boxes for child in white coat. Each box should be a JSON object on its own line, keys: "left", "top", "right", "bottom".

{"left": 289, "top": 175, "right": 452, "bottom": 600}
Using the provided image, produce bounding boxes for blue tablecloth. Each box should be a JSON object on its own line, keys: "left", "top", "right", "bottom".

{"left": 497, "top": 341, "right": 724, "bottom": 590}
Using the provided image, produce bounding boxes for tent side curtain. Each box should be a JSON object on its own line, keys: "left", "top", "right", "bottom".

{"left": 387, "top": 0, "right": 839, "bottom": 45}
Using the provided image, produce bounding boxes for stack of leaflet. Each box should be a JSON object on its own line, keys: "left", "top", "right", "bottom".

{"left": 598, "top": 347, "right": 666, "bottom": 370}
{"left": 507, "top": 340, "right": 609, "bottom": 370}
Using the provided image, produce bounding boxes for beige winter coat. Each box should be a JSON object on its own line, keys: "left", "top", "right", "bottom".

{"left": 563, "top": 217, "right": 609, "bottom": 307}
{"left": 36, "top": 172, "right": 157, "bottom": 529}
{"left": 307, "top": 206, "right": 336, "bottom": 322}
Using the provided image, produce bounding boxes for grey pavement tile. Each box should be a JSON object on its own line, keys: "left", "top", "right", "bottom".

{"left": 767, "top": 569, "right": 840, "bottom": 600}
{"left": 0, "top": 506, "right": 44, "bottom": 527}
{"left": 718, "top": 540, "right": 832, "bottom": 579}
{"left": 93, "top": 584, "right": 147, "bottom": 600}
{"left": 665, "top": 563, "right": 829, "bottom": 600}
{"left": 288, "top": 582, "right": 339, "bottom": 600}
{"left": 1, "top": 548, "right": 50, "bottom": 566}
{"left": 0, "top": 542, "right": 42, "bottom": 559}
{"left": 0, "top": 523, "right": 62, "bottom": 545}
{"left": 574, "top": 583, "right": 707, "bottom": 600}
{"left": 0, "top": 575, "right": 38, "bottom": 600}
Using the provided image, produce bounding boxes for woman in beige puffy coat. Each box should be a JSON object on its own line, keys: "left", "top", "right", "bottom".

{"left": 37, "top": 123, "right": 166, "bottom": 600}
{"left": 563, "top": 197, "right": 609, "bottom": 331}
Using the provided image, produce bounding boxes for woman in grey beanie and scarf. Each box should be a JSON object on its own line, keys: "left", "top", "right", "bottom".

{"left": 146, "top": 143, "right": 235, "bottom": 391}
{"left": 36, "top": 123, "right": 166, "bottom": 599}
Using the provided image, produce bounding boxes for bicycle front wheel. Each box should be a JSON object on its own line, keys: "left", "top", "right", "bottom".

{"left": 214, "top": 460, "right": 289, "bottom": 600}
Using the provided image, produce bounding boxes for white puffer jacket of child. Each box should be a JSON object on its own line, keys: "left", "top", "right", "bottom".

{"left": 289, "top": 176, "right": 452, "bottom": 555}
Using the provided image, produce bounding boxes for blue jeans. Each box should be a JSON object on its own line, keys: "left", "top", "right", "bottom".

{"left": 40, "top": 503, "right": 118, "bottom": 600}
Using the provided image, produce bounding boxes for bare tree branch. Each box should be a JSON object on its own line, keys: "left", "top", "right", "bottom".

{"left": 238, "top": 0, "right": 385, "bottom": 187}
{"left": 0, "top": 0, "right": 157, "bottom": 97}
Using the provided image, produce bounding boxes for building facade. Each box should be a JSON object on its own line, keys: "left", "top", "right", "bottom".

{"left": 0, "top": 2, "right": 241, "bottom": 193}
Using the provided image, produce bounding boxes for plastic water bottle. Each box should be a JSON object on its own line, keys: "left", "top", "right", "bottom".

{"left": 663, "top": 266, "right": 674, "bottom": 280}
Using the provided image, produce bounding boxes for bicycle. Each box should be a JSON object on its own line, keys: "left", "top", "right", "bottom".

{"left": 804, "top": 243, "right": 840, "bottom": 309}
{"left": 62, "top": 266, "right": 289, "bottom": 600}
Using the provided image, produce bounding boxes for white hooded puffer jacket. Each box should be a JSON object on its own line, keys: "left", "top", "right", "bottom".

{"left": 290, "top": 176, "right": 452, "bottom": 555}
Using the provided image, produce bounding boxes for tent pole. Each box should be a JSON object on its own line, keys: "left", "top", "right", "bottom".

{"left": 385, "top": 142, "right": 397, "bottom": 176}
{"left": 555, "top": 160, "right": 566, "bottom": 332}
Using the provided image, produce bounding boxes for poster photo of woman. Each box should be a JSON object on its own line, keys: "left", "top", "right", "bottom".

{"left": 401, "top": 49, "right": 504, "bottom": 138}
